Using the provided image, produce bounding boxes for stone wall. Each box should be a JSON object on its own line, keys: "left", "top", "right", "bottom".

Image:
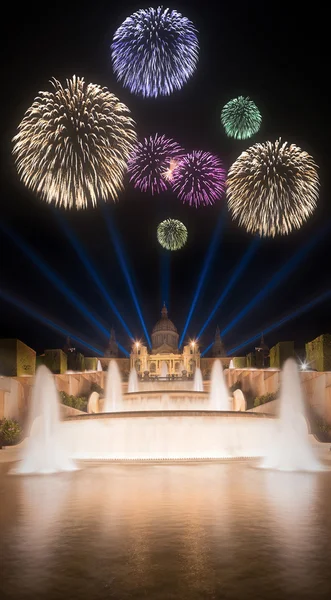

{"left": 306, "top": 334, "right": 331, "bottom": 372}
{"left": 67, "top": 352, "right": 85, "bottom": 372}
{"left": 85, "top": 357, "right": 98, "bottom": 371}
{"left": 99, "top": 358, "right": 130, "bottom": 379}
{"left": 200, "top": 357, "right": 232, "bottom": 378}
{"left": 233, "top": 357, "right": 246, "bottom": 368}
{"left": 1, "top": 366, "right": 331, "bottom": 427}
{"left": 0, "top": 339, "right": 36, "bottom": 377}
{"left": 0, "top": 371, "right": 106, "bottom": 425}
{"left": 44, "top": 349, "right": 67, "bottom": 374}
{"left": 269, "top": 341, "right": 294, "bottom": 368}
{"left": 246, "top": 352, "right": 256, "bottom": 368}
{"left": 225, "top": 368, "right": 331, "bottom": 425}
{"left": 248, "top": 399, "right": 279, "bottom": 415}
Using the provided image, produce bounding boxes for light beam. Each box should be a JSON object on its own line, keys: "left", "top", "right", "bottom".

{"left": 221, "top": 222, "right": 330, "bottom": 338}
{"left": 54, "top": 212, "right": 134, "bottom": 340}
{"left": 179, "top": 208, "right": 226, "bottom": 347}
{"left": 102, "top": 207, "right": 152, "bottom": 347}
{"left": 201, "top": 342, "right": 213, "bottom": 357}
{"left": 0, "top": 221, "right": 109, "bottom": 338}
{"left": 160, "top": 250, "right": 171, "bottom": 310}
{"left": 227, "top": 289, "right": 331, "bottom": 355}
{"left": 0, "top": 288, "right": 103, "bottom": 356}
{"left": 197, "top": 236, "right": 260, "bottom": 339}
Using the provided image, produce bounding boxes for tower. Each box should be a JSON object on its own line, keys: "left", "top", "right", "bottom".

{"left": 104, "top": 328, "right": 119, "bottom": 358}
{"left": 63, "top": 336, "right": 75, "bottom": 353}
{"left": 212, "top": 326, "right": 226, "bottom": 357}
{"left": 255, "top": 333, "right": 270, "bottom": 368}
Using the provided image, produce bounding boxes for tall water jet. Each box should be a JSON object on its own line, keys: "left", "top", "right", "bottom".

{"left": 160, "top": 361, "right": 168, "bottom": 378}
{"left": 209, "top": 359, "right": 230, "bottom": 410}
{"left": 12, "top": 366, "right": 76, "bottom": 475}
{"left": 262, "top": 358, "right": 321, "bottom": 471}
{"left": 128, "top": 368, "right": 139, "bottom": 393}
{"left": 97, "top": 360, "right": 102, "bottom": 371}
{"left": 229, "top": 359, "right": 234, "bottom": 369}
{"left": 104, "top": 360, "right": 122, "bottom": 412}
{"left": 193, "top": 367, "right": 203, "bottom": 392}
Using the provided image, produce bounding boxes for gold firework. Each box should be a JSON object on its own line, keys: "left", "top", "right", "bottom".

{"left": 226, "top": 139, "right": 319, "bottom": 237}
{"left": 12, "top": 76, "right": 137, "bottom": 209}
{"left": 162, "top": 158, "right": 179, "bottom": 182}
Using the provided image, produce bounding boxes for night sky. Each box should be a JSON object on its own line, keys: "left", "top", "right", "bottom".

{"left": 1, "top": 1, "right": 329, "bottom": 357}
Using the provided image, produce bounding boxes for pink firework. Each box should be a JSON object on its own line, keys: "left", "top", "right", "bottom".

{"left": 171, "top": 150, "right": 226, "bottom": 207}
{"left": 127, "top": 134, "right": 184, "bottom": 195}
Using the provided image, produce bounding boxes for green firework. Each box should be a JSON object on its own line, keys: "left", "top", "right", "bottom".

{"left": 157, "top": 219, "right": 188, "bottom": 251}
{"left": 221, "top": 96, "right": 261, "bottom": 140}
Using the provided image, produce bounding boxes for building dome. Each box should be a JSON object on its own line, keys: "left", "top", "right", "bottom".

{"left": 151, "top": 304, "right": 179, "bottom": 353}
{"left": 152, "top": 305, "right": 178, "bottom": 333}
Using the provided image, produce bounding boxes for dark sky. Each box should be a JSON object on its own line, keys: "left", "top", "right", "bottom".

{"left": 0, "top": 1, "right": 329, "bottom": 357}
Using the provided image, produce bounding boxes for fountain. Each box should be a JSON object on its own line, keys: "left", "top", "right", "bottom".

{"left": 87, "top": 391, "right": 99, "bottom": 413}
{"left": 128, "top": 368, "right": 139, "bottom": 393}
{"left": 229, "top": 359, "right": 234, "bottom": 369}
{"left": 103, "top": 360, "right": 123, "bottom": 412}
{"left": 12, "top": 366, "right": 76, "bottom": 475}
{"left": 160, "top": 361, "right": 168, "bottom": 378}
{"left": 97, "top": 360, "right": 102, "bottom": 371}
{"left": 209, "top": 359, "right": 231, "bottom": 410}
{"left": 193, "top": 367, "right": 203, "bottom": 392}
{"left": 262, "top": 358, "right": 321, "bottom": 471}
{"left": 233, "top": 389, "right": 246, "bottom": 411}
{"left": 9, "top": 357, "right": 326, "bottom": 464}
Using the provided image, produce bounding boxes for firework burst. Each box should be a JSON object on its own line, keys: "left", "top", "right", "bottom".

{"left": 162, "top": 158, "right": 179, "bottom": 182}
{"left": 157, "top": 219, "right": 188, "bottom": 251}
{"left": 111, "top": 7, "right": 199, "bottom": 98}
{"left": 226, "top": 139, "right": 319, "bottom": 237}
{"left": 128, "top": 134, "right": 184, "bottom": 195}
{"left": 221, "top": 96, "right": 261, "bottom": 140}
{"left": 12, "top": 76, "right": 137, "bottom": 209}
{"left": 171, "top": 151, "right": 226, "bottom": 207}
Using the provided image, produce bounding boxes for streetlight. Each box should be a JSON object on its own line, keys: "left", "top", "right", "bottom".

{"left": 299, "top": 360, "right": 309, "bottom": 371}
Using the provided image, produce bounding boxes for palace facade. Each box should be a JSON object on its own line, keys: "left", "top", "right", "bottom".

{"left": 130, "top": 304, "right": 200, "bottom": 377}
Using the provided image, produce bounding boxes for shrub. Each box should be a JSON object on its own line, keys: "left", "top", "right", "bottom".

{"left": 59, "top": 391, "right": 88, "bottom": 412}
{"left": 308, "top": 412, "right": 331, "bottom": 442}
{"left": 0, "top": 418, "right": 22, "bottom": 446}
{"left": 254, "top": 392, "right": 278, "bottom": 407}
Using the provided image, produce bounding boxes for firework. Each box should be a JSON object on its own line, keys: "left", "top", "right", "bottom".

{"left": 157, "top": 219, "right": 188, "bottom": 251}
{"left": 12, "top": 76, "right": 137, "bottom": 209}
{"left": 221, "top": 96, "right": 261, "bottom": 140}
{"left": 171, "top": 151, "right": 226, "bottom": 207}
{"left": 163, "top": 158, "right": 179, "bottom": 182}
{"left": 226, "top": 139, "right": 319, "bottom": 237}
{"left": 111, "top": 7, "right": 199, "bottom": 98}
{"left": 128, "top": 134, "right": 184, "bottom": 195}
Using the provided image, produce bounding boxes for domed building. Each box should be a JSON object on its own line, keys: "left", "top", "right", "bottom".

{"left": 130, "top": 304, "right": 200, "bottom": 378}
{"left": 151, "top": 304, "right": 179, "bottom": 354}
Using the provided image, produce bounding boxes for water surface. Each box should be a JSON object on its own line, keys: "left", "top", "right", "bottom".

{"left": 1, "top": 462, "right": 330, "bottom": 599}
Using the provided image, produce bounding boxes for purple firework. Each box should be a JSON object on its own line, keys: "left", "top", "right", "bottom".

{"left": 171, "top": 151, "right": 227, "bottom": 207}
{"left": 111, "top": 7, "right": 199, "bottom": 98}
{"left": 127, "top": 134, "right": 184, "bottom": 195}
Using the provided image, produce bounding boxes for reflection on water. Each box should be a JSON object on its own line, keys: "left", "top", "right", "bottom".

{"left": 1, "top": 462, "right": 331, "bottom": 600}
